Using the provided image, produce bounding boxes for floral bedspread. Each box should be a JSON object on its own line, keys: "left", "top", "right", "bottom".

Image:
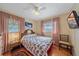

{"left": 21, "top": 35, "right": 53, "bottom": 56}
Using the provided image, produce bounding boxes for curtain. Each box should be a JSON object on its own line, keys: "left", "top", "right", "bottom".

{"left": 0, "top": 11, "right": 25, "bottom": 52}
{"left": 0, "top": 12, "right": 8, "bottom": 52}
{"left": 53, "top": 17, "right": 60, "bottom": 46}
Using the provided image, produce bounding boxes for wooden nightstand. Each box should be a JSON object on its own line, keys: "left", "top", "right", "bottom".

{"left": 8, "top": 42, "right": 21, "bottom": 52}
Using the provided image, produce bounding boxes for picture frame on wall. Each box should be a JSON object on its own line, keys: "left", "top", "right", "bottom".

{"left": 67, "top": 10, "right": 79, "bottom": 29}
{"left": 25, "top": 22, "right": 32, "bottom": 29}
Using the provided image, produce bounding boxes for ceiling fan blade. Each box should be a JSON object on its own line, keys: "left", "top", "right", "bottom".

{"left": 40, "top": 7, "right": 46, "bottom": 11}
{"left": 24, "top": 3, "right": 46, "bottom": 12}
{"left": 23, "top": 3, "right": 36, "bottom": 11}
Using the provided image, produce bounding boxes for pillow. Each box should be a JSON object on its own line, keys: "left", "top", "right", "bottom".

{"left": 31, "top": 34, "right": 37, "bottom": 36}
{"left": 27, "top": 30, "right": 32, "bottom": 34}
{"left": 24, "top": 34, "right": 37, "bottom": 37}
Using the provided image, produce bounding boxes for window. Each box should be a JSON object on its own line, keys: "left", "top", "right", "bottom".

{"left": 8, "top": 18, "right": 19, "bottom": 32}
{"left": 43, "top": 22, "right": 53, "bottom": 32}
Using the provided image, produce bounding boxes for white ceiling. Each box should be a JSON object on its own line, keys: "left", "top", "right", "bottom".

{"left": 0, "top": 3, "right": 75, "bottom": 20}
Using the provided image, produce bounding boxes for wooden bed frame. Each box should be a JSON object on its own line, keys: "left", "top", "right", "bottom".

{"left": 20, "top": 29, "right": 35, "bottom": 39}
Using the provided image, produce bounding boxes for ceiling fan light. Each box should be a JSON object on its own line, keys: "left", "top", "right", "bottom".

{"left": 33, "top": 10, "right": 40, "bottom": 16}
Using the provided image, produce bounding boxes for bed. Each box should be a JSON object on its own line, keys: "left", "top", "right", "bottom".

{"left": 20, "top": 29, "right": 53, "bottom": 56}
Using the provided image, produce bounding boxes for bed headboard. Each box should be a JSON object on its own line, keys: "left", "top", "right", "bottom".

{"left": 20, "top": 29, "right": 35, "bottom": 39}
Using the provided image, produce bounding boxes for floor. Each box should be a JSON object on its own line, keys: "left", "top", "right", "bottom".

{"left": 3, "top": 44, "right": 71, "bottom": 56}
{"left": 3, "top": 48, "right": 31, "bottom": 56}
{"left": 48, "top": 45, "right": 71, "bottom": 56}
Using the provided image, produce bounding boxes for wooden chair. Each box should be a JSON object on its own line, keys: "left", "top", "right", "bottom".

{"left": 59, "top": 34, "right": 72, "bottom": 54}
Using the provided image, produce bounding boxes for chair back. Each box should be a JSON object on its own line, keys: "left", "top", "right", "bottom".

{"left": 60, "top": 34, "right": 69, "bottom": 42}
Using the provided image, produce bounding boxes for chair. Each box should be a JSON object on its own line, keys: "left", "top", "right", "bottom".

{"left": 59, "top": 34, "right": 72, "bottom": 54}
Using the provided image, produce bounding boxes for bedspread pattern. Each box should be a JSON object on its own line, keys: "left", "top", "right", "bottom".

{"left": 21, "top": 35, "right": 53, "bottom": 56}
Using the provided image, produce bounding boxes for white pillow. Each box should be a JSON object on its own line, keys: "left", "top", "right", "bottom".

{"left": 25, "top": 34, "right": 37, "bottom": 37}
{"left": 27, "top": 30, "right": 32, "bottom": 34}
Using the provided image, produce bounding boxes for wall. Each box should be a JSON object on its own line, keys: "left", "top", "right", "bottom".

{"left": 59, "top": 12, "right": 76, "bottom": 55}
{"left": 59, "top": 13, "right": 70, "bottom": 35}
{"left": 59, "top": 13, "right": 75, "bottom": 43}
{"left": 71, "top": 4, "right": 79, "bottom": 55}
{"left": 73, "top": 29, "right": 79, "bottom": 55}
{"left": 25, "top": 19, "right": 42, "bottom": 35}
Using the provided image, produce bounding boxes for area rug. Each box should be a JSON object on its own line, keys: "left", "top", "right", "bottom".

{"left": 12, "top": 50, "right": 28, "bottom": 56}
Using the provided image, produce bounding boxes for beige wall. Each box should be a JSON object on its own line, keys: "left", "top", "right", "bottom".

{"left": 59, "top": 12, "right": 76, "bottom": 55}
{"left": 25, "top": 19, "right": 42, "bottom": 35}
{"left": 59, "top": 13, "right": 71, "bottom": 35}
{"left": 59, "top": 13, "right": 75, "bottom": 44}
{"left": 71, "top": 4, "right": 79, "bottom": 55}
{"left": 34, "top": 20, "right": 42, "bottom": 35}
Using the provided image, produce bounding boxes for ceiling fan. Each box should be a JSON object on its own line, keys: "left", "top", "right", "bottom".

{"left": 32, "top": 4, "right": 46, "bottom": 11}
{"left": 24, "top": 4, "right": 46, "bottom": 15}
{"left": 31, "top": 4, "right": 46, "bottom": 15}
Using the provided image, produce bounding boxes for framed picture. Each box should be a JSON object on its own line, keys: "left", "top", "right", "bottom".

{"left": 67, "top": 10, "right": 79, "bottom": 29}
{"left": 25, "top": 22, "right": 32, "bottom": 29}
